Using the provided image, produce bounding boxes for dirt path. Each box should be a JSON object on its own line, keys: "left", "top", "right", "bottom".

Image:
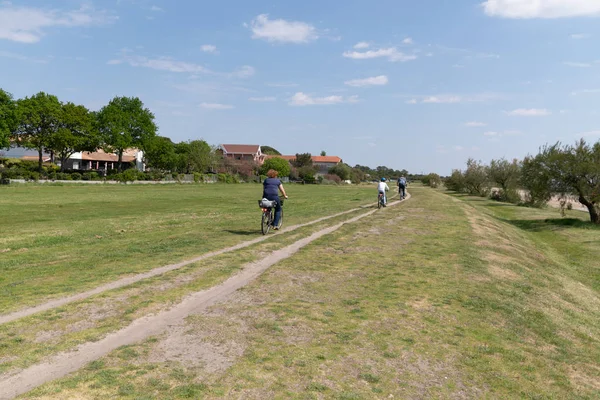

{"left": 0, "top": 195, "right": 409, "bottom": 399}
{"left": 0, "top": 198, "right": 392, "bottom": 326}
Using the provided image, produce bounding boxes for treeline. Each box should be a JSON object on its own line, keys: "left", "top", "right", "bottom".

{"left": 1, "top": 87, "right": 411, "bottom": 184}
{"left": 443, "top": 140, "right": 600, "bottom": 224}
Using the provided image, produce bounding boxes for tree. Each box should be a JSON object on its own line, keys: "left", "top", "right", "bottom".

{"left": 260, "top": 157, "right": 291, "bottom": 177}
{"left": 488, "top": 158, "right": 521, "bottom": 203}
{"left": 14, "top": 92, "right": 62, "bottom": 171}
{"left": 188, "top": 140, "right": 216, "bottom": 173}
{"left": 261, "top": 145, "right": 281, "bottom": 155}
{"left": 293, "top": 153, "right": 312, "bottom": 168}
{"left": 328, "top": 163, "right": 351, "bottom": 181}
{"left": 144, "top": 136, "right": 177, "bottom": 172}
{"left": 463, "top": 158, "right": 490, "bottom": 196}
{"left": 530, "top": 141, "right": 600, "bottom": 223}
{"left": 422, "top": 173, "right": 442, "bottom": 188}
{"left": 445, "top": 169, "right": 466, "bottom": 192}
{"left": 350, "top": 167, "right": 366, "bottom": 184}
{"left": 520, "top": 152, "right": 553, "bottom": 207}
{"left": 320, "top": 150, "right": 327, "bottom": 156}
{"left": 0, "top": 89, "right": 16, "bottom": 150}
{"left": 48, "top": 103, "right": 98, "bottom": 171}
{"left": 96, "top": 96, "right": 157, "bottom": 172}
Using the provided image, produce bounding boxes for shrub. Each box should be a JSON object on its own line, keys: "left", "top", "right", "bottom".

{"left": 118, "top": 169, "right": 139, "bottom": 183}
{"left": 82, "top": 172, "right": 99, "bottom": 181}
{"left": 56, "top": 172, "right": 69, "bottom": 180}
{"left": 193, "top": 172, "right": 203, "bottom": 183}
{"left": 71, "top": 172, "right": 82, "bottom": 181}
{"left": 323, "top": 174, "right": 341, "bottom": 184}
{"left": 445, "top": 170, "right": 466, "bottom": 192}
{"left": 422, "top": 173, "right": 442, "bottom": 188}
{"left": 260, "top": 157, "right": 291, "bottom": 177}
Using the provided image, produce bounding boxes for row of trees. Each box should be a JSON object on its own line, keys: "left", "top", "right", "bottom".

{"left": 1, "top": 88, "right": 157, "bottom": 172}
{"left": 444, "top": 140, "right": 600, "bottom": 224}
{"left": 1, "top": 87, "right": 411, "bottom": 183}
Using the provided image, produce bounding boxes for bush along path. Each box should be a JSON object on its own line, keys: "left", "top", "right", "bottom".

{"left": 0, "top": 195, "right": 410, "bottom": 399}
{"left": 0, "top": 194, "right": 398, "bottom": 326}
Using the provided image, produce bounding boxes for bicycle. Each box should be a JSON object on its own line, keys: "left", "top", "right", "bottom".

{"left": 258, "top": 198, "right": 284, "bottom": 235}
{"left": 378, "top": 192, "right": 386, "bottom": 209}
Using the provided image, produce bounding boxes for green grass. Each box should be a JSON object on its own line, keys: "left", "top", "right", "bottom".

{"left": 0, "top": 183, "right": 376, "bottom": 312}
{"left": 13, "top": 187, "right": 600, "bottom": 398}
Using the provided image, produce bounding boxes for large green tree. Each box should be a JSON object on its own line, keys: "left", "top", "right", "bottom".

{"left": 293, "top": 153, "right": 313, "bottom": 168}
{"left": 260, "top": 157, "right": 291, "bottom": 177}
{"left": 144, "top": 136, "right": 177, "bottom": 172}
{"left": 96, "top": 96, "right": 157, "bottom": 171}
{"left": 14, "top": 92, "right": 62, "bottom": 171}
{"left": 533, "top": 141, "right": 600, "bottom": 224}
{"left": 188, "top": 140, "right": 217, "bottom": 173}
{"left": 49, "top": 103, "right": 99, "bottom": 171}
{"left": 260, "top": 145, "right": 281, "bottom": 155}
{"left": 0, "top": 89, "right": 16, "bottom": 150}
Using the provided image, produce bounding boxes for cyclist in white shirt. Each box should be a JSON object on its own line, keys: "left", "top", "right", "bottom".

{"left": 378, "top": 178, "right": 390, "bottom": 206}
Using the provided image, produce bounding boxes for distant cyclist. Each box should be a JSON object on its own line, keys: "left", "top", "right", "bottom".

{"left": 398, "top": 176, "right": 407, "bottom": 199}
{"left": 378, "top": 177, "right": 390, "bottom": 206}
{"left": 262, "top": 169, "right": 288, "bottom": 230}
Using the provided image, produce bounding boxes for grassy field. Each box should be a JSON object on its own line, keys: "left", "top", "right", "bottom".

{"left": 0, "top": 183, "right": 377, "bottom": 313}
{"left": 17, "top": 187, "right": 600, "bottom": 399}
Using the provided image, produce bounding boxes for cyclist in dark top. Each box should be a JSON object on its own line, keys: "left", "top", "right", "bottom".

{"left": 263, "top": 169, "right": 288, "bottom": 230}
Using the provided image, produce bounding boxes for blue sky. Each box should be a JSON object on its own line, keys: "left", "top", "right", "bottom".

{"left": 1, "top": 0, "right": 600, "bottom": 174}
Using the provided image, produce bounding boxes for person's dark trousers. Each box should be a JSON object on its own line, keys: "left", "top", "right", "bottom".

{"left": 267, "top": 195, "right": 281, "bottom": 226}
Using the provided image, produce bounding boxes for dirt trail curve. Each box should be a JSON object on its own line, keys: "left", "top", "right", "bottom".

{"left": 0, "top": 194, "right": 410, "bottom": 400}
{"left": 0, "top": 196, "right": 395, "bottom": 326}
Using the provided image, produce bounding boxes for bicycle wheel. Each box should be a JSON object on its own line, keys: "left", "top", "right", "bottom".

{"left": 261, "top": 211, "right": 271, "bottom": 235}
{"left": 378, "top": 195, "right": 382, "bottom": 209}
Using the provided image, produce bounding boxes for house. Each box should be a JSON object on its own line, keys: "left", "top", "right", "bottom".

{"left": 266, "top": 155, "right": 343, "bottom": 175}
{"left": 65, "top": 149, "right": 145, "bottom": 172}
{"left": 4, "top": 146, "right": 145, "bottom": 172}
{"left": 218, "top": 144, "right": 265, "bottom": 165}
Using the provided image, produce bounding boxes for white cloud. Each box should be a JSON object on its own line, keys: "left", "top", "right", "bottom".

{"left": 110, "top": 51, "right": 254, "bottom": 78}
{"left": 266, "top": 82, "right": 298, "bottom": 88}
{"left": 405, "top": 93, "right": 499, "bottom": 104}
{"left": 402, "top": 37, "right": 413, "bottom": 44}
{"left": 484, "top": 131, "right": 499, "bottom": 136}
{"left": 249, "top": 14, "right": 318, "bottom": 43}
{"left": 353, "top": 41, "right": 370, "bottom": 49}
{"left": 564, "top": 61, "right": 592, "bottom": 67}
{"left": 0, "top": 50, "right": 48, "bottom": 63}
{"left": 571, "top": 33, "right": 591, "bottom": 39}
{"left": 465, "top": 121, "right": 487, "bottom": 127}
{"left": 482, "top": 0, "right": 600, "bottom": 19}
{"left": 150, "top": 5, "right": 163, "bottom": 12}
{"left": 201, "top": 44, "right": 217, "bottom": 53}
{"left": 344, "top": 75, "right": 389, "bottom": 87}
{"left": 119, "top": 55, "right": 210, "bottom": 73}
{"left": 571, "top": 88, "right": 600, "bottom": 95}
{"left": 249, "top": 96, "right": 276, "bottom": 102}
{"left": 230, "top": 65, "right": 255, "bottom": 78}
{"left": 200, "top": 102, "right": 234, "bottom": 110}
{"left": 0, "top": 4, "right": 116, "bottom": 43}
{"left": 289, "top": 92, "right": 358, "bottom": 106}
{"left": 507, "top": 108, "right": 551, "bottom": 116}
{"left": 343, "top": 47, "right": 417, "bottom": 62}
{"left": 423, "top": 95, "right": 462, "bottom": 104}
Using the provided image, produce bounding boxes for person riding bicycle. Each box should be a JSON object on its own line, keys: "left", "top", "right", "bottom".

{"left": 378, "top": 177, "right": 390, "bottom": 206}
{"left": 397, "top": 176, "right": 407, "bottom": 199}
{"left": 262, "top": 169, "right": 288, "bottom": 230}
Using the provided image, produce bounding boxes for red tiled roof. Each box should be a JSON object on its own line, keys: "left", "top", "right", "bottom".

{"left": 81, "top": 153, "right": 135, "bottom": 162}
{"left": 220, "top": 144, "right": 260, "bottom": 155}
{"left": 312, "top": 156, "right": 342, "bottom": 163}
{"left": 22, "top": 156, "right": 51, "bottom": 162}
